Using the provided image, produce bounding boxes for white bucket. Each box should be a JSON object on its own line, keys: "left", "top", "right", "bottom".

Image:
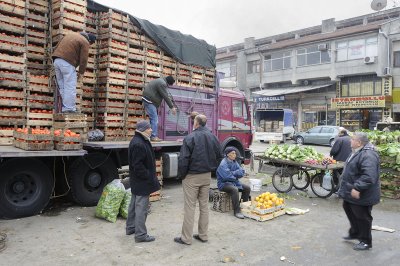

{"left": 249, "top": 179, "right": 262, "bottom": 192}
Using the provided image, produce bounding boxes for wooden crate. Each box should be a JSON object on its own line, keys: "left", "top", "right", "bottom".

{"left": 150, "top": 190, "right": 162, "bottom": 202}
{"left": 14, "top": 140, "right": 53, "bottom": 151}
{"left": 0, "top": 126, "right": 16, "bottom": 145}
{"left": 212, "top": 191, "right": 233, "bottom": 213}
{"left": 27, "top": 0, "right": 49, "bottom": 14}
{"left": 54, "top": 142, "right": 83, "bottom": 150}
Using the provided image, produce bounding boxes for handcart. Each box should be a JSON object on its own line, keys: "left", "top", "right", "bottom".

{"left": 254, "top": 154, "right": 344, "bottom": 198}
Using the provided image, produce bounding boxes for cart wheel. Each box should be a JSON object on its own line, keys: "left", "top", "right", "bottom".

{"left": 310, "top": 172, "right": 335, "bottom": 198}
{"left": 272, "top": 168, "right": 293, "bottom": 193}
{"left": 292, "top": 170, "right": 310, "bottom": 190}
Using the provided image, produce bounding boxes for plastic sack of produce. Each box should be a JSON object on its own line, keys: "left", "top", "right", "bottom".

{"left": 95, "top": 179, "right": 126, "bottom": 223}
{"left": 119, "top": 189, "right": 132, "bottom": 219}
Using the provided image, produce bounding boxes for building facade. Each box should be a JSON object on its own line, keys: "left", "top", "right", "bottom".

{"left": 216, "top": 8, "right": 400, "bottom": 131}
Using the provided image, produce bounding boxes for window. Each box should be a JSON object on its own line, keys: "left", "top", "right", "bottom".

{"left": 320, "top": 127, "right": 334, "bottom": 134}
{"left": 233, "top": 100, "right": 243, "bottom": 117}
{"left": 336, "top": 36, "right": 378, "bottom": 61}
{"left": 340, "top": 76, "right": 382, "bottom": 96}
{"left": 308, "top": 127, "right": 321, "bottom": 133}
{"left": 242, "top": 101, "right": 248, "bottom": 120}
{"left": 264, "top": 51, "right": 291, "bottom": 72}
{"left": 297, "top": 45, "right": 330, "bottom": 66}
{"left": 247, "top": 60, "right": 260, "bottom": 74}
{"left": 216, "top": 61, "right": 236, "bottom": 77}
{"left": 394, "top": 51, "right": 400, "bottom": 67}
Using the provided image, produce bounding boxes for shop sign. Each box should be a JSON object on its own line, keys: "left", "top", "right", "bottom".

{"left": 331, "top": 96, "right": 386, "bottom": 109}
{"left": 254, "top": 95, "right": 285, "bottom": 102}
{"left": 382, "top": 77, "right": 392, "bottom": 96}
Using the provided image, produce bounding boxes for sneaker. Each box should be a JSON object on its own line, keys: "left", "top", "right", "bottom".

{"left": 150, "top": 137, "right": 162, "bottom": 142}
{"left": 135, "top": 235, "right": 155, "bottom": 243}
{"left": 353, "top": 241, "right": 371, "bottom": 251}
{"left": 234, "top": 212, "right": 245, "bottom": 219}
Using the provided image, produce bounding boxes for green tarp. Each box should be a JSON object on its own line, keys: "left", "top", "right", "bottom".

{"left": 87, "top": 0, "right": 216, "bottom": 68}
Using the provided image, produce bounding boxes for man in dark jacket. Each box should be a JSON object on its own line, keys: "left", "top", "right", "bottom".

{"left": 330, "top": 127, "right": 352, "bottom": 162}
{"left": 338, "top": 132, "right": 380, "bottom": 251}
{"left": 52, "top": 32, "right": 96, "bottom": 113}
{"left": 174, "top": 114, "right": 222, "bottom": 245}
{"left": 126, "top": 120, "right": 160, "bottom": 243}
{"left": 142, "top": 76, "right": 177, "bottom": 142}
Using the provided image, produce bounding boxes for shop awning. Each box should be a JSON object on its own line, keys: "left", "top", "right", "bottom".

{"left": 252, "top": 84, "right": 332, "bottom": 97}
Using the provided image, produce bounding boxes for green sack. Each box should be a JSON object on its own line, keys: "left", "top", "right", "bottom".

{"left": 120, "top": 189, "right": 132, "bottom": 219}
{"left": 95, "top": 179, "right": 125, "bottom": 223}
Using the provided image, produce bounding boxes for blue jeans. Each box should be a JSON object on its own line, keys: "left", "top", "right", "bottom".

{"left": 143, "top": 101, "right": 158, "bottom": 138}
{"left": 54, "top": 58, "right": 77, "bottom": 112}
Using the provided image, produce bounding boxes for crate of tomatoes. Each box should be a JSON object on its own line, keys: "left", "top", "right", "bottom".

{"left": 13, "top": 127, "right": 53, "bottom": 151}
{"left": 53, "top": 129, "right": 83, "bottom": 150}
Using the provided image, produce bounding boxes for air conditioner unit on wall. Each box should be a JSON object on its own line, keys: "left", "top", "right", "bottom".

{"left": 384, "top": 67, "right": 392, "bottom": 76}
{"left": 364, "top": 56, "right": 375, "bottom": 64}
{"left": 318, "top": 43, "right": 329, "bottom": 51}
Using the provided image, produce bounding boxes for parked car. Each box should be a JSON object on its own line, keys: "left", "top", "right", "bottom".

{"left": 295, "top": 126, "right": 341, "bottom": 147}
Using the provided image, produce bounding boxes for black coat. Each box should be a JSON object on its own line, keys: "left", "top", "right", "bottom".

{"left": 330, "top": 134, "right": 352, "bottom": 162}
{"left": 178, "top": 126, "right": 223, "bottom": 178}
{"left": 128, "top": 131, "right": 160, "bottom": 196}
{"left": 338, "top": 143, "right": 380, "bottom": 206}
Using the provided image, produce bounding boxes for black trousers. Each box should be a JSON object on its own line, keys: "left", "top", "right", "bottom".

{"left": 221, "top": 183, "right": 251, "bottom": 214}
{"left": 343, "top": 200, "right": 373, "bottom": 245}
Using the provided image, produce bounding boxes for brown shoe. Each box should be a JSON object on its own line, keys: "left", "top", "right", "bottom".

{"left": 151, "top": 137, "right": 162, "bottom": 142}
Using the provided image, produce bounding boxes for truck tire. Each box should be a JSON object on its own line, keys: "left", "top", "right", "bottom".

{"left": 0, "top": 158, "right": 53, "bottom": 219}
{"left": 68, "top": 152, "right": 118, "bottom": 206}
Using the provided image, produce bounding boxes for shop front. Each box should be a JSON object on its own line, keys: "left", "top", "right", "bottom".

{"left": 332, "top": 96, "right": 390, "bottom": 131}
{"left": 333, "top": 75, "right": 392, "bottom": 131}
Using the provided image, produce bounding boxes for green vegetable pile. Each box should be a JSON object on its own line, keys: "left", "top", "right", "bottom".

{"left": 360, "top": 129, "right": 400, "bottom": 145}
{"left": 119, "top": 189, "right": 132, "bottom": 219}
{"left": 95, "top": 180, "right": 126, "bottom": 223}
{"left": 264, "top": 144, "right": 324, "bottom": 163}
{"left": 368, "top": 132, "right": 400, "bottom": 199}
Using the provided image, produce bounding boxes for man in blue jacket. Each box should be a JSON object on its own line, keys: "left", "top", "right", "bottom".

{"left": 338, "top": 132, "right": 380, "bottom": 251}
{"left": 217, "top": 147, "right": 251, "bottom": 219}
{"left": 126, "top": 120, "right": 160, "bottom": 243}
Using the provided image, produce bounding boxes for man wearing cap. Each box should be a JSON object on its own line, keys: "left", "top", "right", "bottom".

{"left": 126, "top": 120, "right": 160, "bottom": 243}
{"left": 52, "top": 32, "right": 96, "bottom": 113}
{"left": 142, "top": 76, "right": 177, "bottom": 142}
{"left": 217, "top": 147, "right": 251, "bottom": 219}
{"left": 174, "top": 114, "right": 222, "bottom": 245}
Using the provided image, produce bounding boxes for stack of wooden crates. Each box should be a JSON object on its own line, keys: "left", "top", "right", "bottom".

{"left": 0, "top": 0, "right": 216, "bottom": 145}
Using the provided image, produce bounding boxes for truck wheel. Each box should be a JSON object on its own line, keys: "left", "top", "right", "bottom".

{"left": 68, "top": 152, "right": 118, "bottom": 206}
{"left": 0, "top": 159, "right": 53, "bottom": 219}
{"left": 296, "top": 136, "right": 304, "bottom": 145}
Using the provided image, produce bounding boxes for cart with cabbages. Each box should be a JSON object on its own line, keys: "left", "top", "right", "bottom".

{"left": 254, "top": 154, "right": 345, "bottom": 198}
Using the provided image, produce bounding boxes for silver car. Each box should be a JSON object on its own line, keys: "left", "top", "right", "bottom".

{"left": 295, "top": 126, "right": 340, "bottom": 147}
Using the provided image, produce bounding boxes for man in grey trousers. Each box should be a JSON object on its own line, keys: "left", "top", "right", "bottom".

{"left": 174, "top": 115, "right": 222, "bottom": 245}
{"left": 126, "top": 120, "right": 160, "bottom": 243}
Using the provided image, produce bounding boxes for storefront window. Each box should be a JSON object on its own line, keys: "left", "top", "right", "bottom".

{"left": 340, "top": 109, "right": 382, "bottom": 131}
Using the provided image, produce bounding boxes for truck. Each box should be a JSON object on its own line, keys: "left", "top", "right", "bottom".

{"left": 0, "top": 1, "right": 252, "bottom": 219}
{"left": 253, "top": 108, "right": 295, "bottom": 142}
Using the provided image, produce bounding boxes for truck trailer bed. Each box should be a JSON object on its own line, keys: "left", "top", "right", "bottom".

{"left": 83, "top": 141, "right": 183, "bottom": 149}
{"left": 0, "top": 146, "right": 87, "bottom": 158}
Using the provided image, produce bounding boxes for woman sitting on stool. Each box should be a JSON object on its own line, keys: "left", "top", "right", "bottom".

{"left": 216, "top": 147, "right": 251, "bottom": 219}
